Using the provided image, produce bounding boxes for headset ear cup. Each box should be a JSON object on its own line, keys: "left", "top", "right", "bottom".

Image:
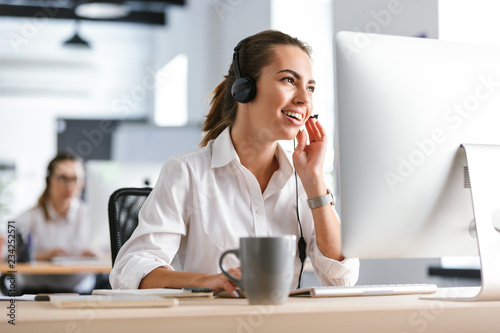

{"left": 231, "top": 77, "right": 256, "bottom": 103}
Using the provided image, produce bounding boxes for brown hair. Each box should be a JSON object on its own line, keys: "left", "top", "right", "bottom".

{"left": 200, "top": 30, "right": 312, "bottom": 147}
{"left": 37, "top": 152, "right": 83, "bottom": 221}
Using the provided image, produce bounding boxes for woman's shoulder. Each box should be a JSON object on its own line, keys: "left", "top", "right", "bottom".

{"left": 15, "top": 205, "right": 43, "bottom": 226}
{"left": 18, "top": 205, "right": 42, "bottom": 217}
{"left": 161, "top": 144, "right": 213, "bottom": 171}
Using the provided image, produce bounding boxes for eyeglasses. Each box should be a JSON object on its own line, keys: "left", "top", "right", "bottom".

{"left": 53, "top": 174, "right": 80, "bottom": 185}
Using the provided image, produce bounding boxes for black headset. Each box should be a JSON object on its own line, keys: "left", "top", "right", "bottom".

{"left": 231, "top": 37, "right": 307, "bottom": 288}
{"left": 231, "top": 38, "right": 257, "bottom": 103}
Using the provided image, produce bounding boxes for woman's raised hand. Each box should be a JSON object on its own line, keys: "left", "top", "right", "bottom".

{"left": 292, "top": 118, "right": 327, "bottom": 195}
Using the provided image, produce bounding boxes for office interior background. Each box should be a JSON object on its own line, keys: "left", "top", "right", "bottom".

{"left": 0, "top": 0, "right": 495, "bottom": 286}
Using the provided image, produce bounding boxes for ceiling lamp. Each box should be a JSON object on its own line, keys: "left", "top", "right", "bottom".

{"left": 63, "top": 20, "right": 91, "bottom": 48}
{"left": 75, "top": 1, "right": 131, "bottom": 19}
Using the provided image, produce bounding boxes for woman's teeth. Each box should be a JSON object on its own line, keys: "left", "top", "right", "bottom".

{"left": 282, "top": 111, "right": 303, "bottom": 121}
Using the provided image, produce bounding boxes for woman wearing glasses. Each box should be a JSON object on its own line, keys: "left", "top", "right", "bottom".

{"left": 15, "top": 152, "right": 99, "bottom": 294}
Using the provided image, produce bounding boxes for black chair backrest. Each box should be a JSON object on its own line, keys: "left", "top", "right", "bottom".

{"left": 108, "top": 187, "right": 152, "bottom": 266}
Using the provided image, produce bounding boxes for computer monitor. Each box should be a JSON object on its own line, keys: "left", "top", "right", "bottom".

{"left": 335, "top": 31, "right": 500, "bottom": 301}
{"left": 85, "top": 161, "right": 163, "bottom": 251}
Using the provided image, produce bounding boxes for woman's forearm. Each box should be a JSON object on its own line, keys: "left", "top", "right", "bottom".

{"left": 139, "top": 266, "right": 241, "bottom": 297}
{"left": 139, "top": 266, "right": 211, "bottom": 289}
{"left": 310, "top": 205, "right": 344, "bottom": 261}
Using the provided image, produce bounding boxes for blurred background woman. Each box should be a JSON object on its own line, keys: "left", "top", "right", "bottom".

{"left": 15, "top": 152, "right": 102, "bottom": 294}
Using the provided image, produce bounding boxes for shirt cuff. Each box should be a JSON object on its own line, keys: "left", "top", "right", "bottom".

{"left": 110, "top": 254, "right": 175, "bottom": 289}
{"left": 311, "top": 245, "right": 360, "bottom": 286}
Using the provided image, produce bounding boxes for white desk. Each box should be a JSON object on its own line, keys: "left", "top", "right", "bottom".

{"left": 2, "top": 287, "right": 499, "bottom": 333}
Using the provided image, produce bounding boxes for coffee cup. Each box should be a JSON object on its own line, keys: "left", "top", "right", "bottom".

{"left": 219, "top": 236, "right": 296, "bottom": 305}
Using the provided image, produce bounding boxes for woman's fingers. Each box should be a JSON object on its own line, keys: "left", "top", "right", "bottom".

{"left": 305, "top": 117, "right": 326, "bottom": 143}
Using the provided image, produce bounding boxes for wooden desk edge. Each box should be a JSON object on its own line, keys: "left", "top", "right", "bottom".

{"left": 0, "top": 263, "right": 112, "bottom": 275}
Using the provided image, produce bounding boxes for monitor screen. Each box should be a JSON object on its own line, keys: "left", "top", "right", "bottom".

{"left": 334, "top": 31, "right": 500, "bottom": 260}
{"left": 85, "top": 160, "right": 163, "bottom": 251}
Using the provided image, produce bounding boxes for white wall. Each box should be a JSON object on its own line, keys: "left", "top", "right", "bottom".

{"left": 112, "top": 123, "right": 202, "bottom": 162}
{"left": 439, "top": 0, "right": 500, "bottom": 46}
{"left": 333, "top": 0, "right": 438, "bottom": 38}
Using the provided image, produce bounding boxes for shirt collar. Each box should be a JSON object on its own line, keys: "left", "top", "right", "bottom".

{"left": 211, "top": 127, "right": 240, "bottom": 168}
{"left": 210, "top": 127, "right": 294, "bottom": 180}
{"left": 263, "top": 142, "right": 294, "bottom": 197}
{"left": 47, "top": 198, "right": 80, "bottom": 222}
{"left": 275, "top": 142, "right": 294, "bottom": 179}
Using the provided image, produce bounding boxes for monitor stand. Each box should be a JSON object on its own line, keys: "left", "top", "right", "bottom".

{"left": 425, "top": 144, "right": 500, "bottom": 301}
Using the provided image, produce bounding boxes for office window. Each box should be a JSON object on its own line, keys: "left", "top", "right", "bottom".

{"left": 154, "top": 53, "right": 188, "bottom": 126}
{"left": 439, "top": 0, "right": 500, "bottom": 46}
{"left": 271, "top": 0, "right": 335, "bottom": 188}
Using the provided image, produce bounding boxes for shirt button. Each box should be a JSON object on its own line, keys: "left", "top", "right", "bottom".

{"left": 256, "top": 208, "right": 262, "bottom": 215}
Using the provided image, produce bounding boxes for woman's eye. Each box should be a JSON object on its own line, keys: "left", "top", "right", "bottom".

{"left": 307, "top": 86, "right": 315, "bottom": 93}
{"left": 283, "top": 77, "right": 294, "bottom": 84}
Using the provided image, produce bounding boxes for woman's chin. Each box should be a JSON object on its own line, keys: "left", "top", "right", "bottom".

{"left": 283, "top": 130, "right": 300, "bottom": 142}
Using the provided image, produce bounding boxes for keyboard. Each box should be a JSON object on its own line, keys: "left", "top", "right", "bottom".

{"left": 289, "top": 283, "right": 438, "bottom": 297}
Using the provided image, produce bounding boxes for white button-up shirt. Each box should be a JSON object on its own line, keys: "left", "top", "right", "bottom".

{"left": 17, "top": 199, "right": 90, "bottom": 256}
{"left": 110, "top": 128, "right": 359, "bottom": 290}
{"left": 16, "top": 199, "right": 95, "bottom": 293}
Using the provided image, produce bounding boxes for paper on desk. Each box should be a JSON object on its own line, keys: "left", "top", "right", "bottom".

{"left": 92, "top": 288, "right": 214, "bottom": 298}
{"left": 50, "top": 294, "right": 179, "bottom": 308}
{"left": 0, "top": 294, "right": 37, "bottom": 301}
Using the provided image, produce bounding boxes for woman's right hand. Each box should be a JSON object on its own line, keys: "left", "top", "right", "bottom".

{"left": 202, "top": 267, "right": 241, "bottom": 297}
{"left": 139, "top": 266, "right": 242, "bottom": 297}
{"left": 36, "top": 248, "right": 69, "bottom": 261}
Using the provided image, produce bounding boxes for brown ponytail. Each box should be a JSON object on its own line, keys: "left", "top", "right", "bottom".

{"left": 200, "top": 76, "right": 238, "bottom": 146}
{"left": 200, "top": 30, "right": 312, "bottom": 147}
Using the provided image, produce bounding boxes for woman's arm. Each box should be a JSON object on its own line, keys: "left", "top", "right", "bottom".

{"left": 139, "top": 266, "right": 241, "bottom": 297}
{"left": 35, "top": 248, "right": 69, "bottom": 261}
{"left": 293, "top": 118, "right": 344, "bottom": 261}
{"left": 110, "top": 159, "right": 241, "bottom": 295}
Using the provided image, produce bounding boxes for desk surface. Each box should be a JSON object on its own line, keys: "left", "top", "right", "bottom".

{"left": 2, "top": 287, "right": 499, "bottom": 333}
{"left": 0, "top": 262, "right": 112, "bottom": 275}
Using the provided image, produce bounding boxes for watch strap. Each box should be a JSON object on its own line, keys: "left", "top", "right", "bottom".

{"left": 307, "top": 189, "right": 334, "bottom": 209}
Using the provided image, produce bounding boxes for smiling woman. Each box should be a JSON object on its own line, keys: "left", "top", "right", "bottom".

{"left": 110, "top": 30, "right": 359, "bottom": 296}
{"left": 200, "top": 30, "right": 313, "bottom": 147}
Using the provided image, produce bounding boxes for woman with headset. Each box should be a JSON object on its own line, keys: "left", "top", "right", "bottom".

{"left": 110, "top": 30, "right": 359, "bottom": 296}
{"left": 15, "top": 152, "right": 99, "bottom": 294}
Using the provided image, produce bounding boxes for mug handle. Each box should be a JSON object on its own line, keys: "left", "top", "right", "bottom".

{"left": 219, "top": 249, "right": 241, "bottom": 285}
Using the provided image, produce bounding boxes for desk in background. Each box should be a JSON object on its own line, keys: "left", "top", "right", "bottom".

{"left": 0, "top": 262, "right": 112, "bottom": 296}
{"left": 1, "top": 287, "right": 499, "bottom": 333}
{"left": 0, "top": 262, "right": 112, "bottom": 275}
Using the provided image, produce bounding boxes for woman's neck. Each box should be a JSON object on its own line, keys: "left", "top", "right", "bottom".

{"left": 50, "top": 197, "right": 71, "bottom": 217}
{"left": 231, "top": 128, "right": 280, "bottom": 193}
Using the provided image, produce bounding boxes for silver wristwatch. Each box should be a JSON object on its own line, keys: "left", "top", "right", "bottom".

{"left": 307, "top": 189, "right": 334, "bottom": 209}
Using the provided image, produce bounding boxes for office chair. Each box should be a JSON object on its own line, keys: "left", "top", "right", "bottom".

{"left": 108, "top": 187, "right": 152, "bottom": 266}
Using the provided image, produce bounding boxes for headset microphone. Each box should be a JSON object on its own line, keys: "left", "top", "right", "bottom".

{"left": 231, "top": 38, "right": 256, "bottom": 103}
